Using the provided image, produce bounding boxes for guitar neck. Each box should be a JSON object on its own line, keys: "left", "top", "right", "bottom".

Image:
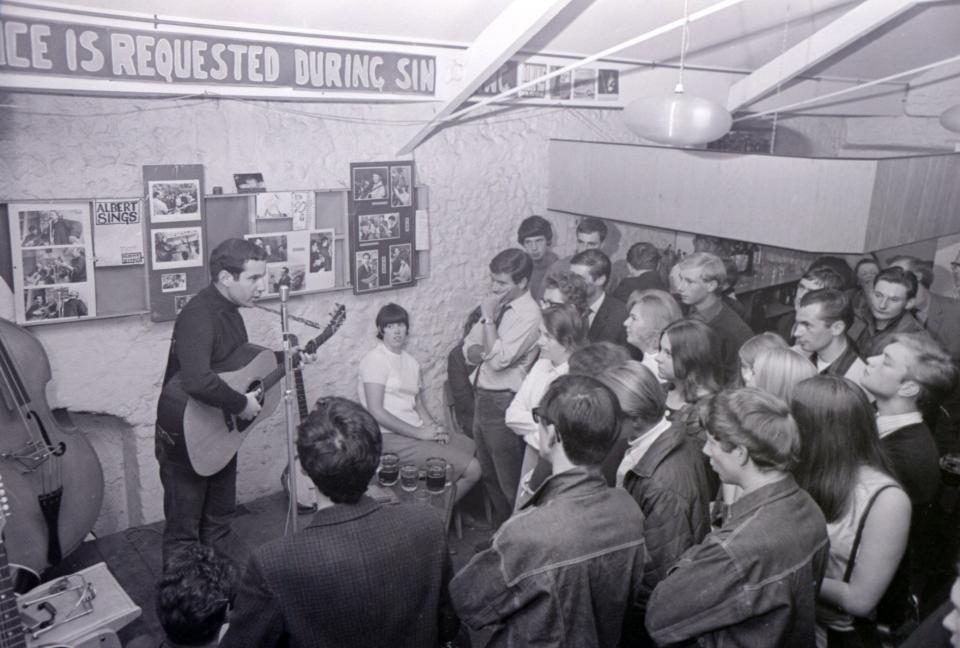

{"left": 293, "top": 367, "right": 309, "bottom": 423}
{"left": 0, "top": 542, "right": 27, "bottom": 648}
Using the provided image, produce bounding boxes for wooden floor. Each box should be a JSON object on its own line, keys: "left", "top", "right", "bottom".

{"left": 46, "top": 490, "right": 496, "bottom": 646}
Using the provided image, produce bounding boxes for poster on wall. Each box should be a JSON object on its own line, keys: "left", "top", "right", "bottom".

{"left": 255, "top": 191, "right": 315, "bottom": 231}
{"left": 245, "top": 228, "right": 334, "bottom": 295}
{"left": 144, "top": 163, "right": 206, "bottom": 323}
{"left": 148, "top": 179, "right": 201, "bottom": 223}
{"left": 349, "top": 160, "right": 416, "bottom": 295}
{"left": 93, "top": 199, "right": 145, "bottom": 266}
{"left": 8, "top": 202, "right": 97, "bottom": 324}
{"left": 151, "top": 227, "right": 204, "bottom": 270}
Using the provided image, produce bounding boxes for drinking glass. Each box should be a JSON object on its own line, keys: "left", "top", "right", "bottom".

{"left": 378, "top": 453, "right": 400, "bottom": 487}
{"left": 426, "top": 458, "right": 447, "bottom": 493}
{"left": 400, "top": 464, "right": 419, "bottom": 492}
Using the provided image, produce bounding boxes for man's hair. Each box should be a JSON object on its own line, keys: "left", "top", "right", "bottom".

{"left": 375, "top": 302, "right": 409, "bottom": 339}
{"left": 707, "top": 388, "right": 800, "bottom": 473}
{"left": 873, "top": 266, "right": 918, "bottom": 300}
{"left": 888, "top": 255, "right": 934, "bottom": 289}
{"left": 802, "top": 266, "right": 845, "bottom": 291}
{"left": 677, "top": 252, "right": 726, "bottom": 293}
{"left": 517, "top": 215, "right": 553, "bottom": 245}
{"left": 489, "top": 248, "right": 533, "bottom": 285}
{"left": 209, "top": 238, "right": 266, "bottom": 282}
{"left": 597, "top": 360, "right": 666, "bottom": 427}
{"left": 570, "top": 248, "right": 612, "bottom": 282}
{"left": 798, "top": 288, "right": 854, "bottom": 331}
{"left": 541, "top": 304, "right": 587, "bottom": 351}
{"left": 626, "top": 242, "right": 660, "bottom": 271}
{"left": 538, "top": 374, "right": 622, "bottom": 466}
{"left": 807, "top": 256, "right": 854, "bottom": 291}
{"left": 662, "top": 319, "right": 724, "bottom": 402}
{"left": 568, "top": 341, "right": 631, "bottom": 377}
{"left": 542, "top": 271, "right": 590, "bottom": 314}
{"left": 855, "top": 257, "right": 880, "bottom": 275}
{"left": 156, "top": 544, "right": 236, "bottom": 646}
{"left": 888, "top": 333, "right": 957, "bottom": 409}
{"left": 297, "top": 397, "right": 382, "bottom": 504}
{"left": 576, "top": 216, "right": 608, "bottom": 241}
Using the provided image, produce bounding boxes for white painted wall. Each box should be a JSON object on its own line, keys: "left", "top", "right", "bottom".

{"left": 0, "top": 94, "right": 642, "bottom": 532}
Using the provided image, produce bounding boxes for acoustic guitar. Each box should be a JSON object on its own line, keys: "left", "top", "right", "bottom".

{"left": 157, "top": 305, "right": 346, "bottom": 477}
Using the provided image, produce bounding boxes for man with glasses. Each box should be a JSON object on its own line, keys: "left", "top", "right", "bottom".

{"left": 646, "top": 388, "right": 829, "bottom": 648}
{"left": 452, "top": 375, "right": 647, "bottom": 647}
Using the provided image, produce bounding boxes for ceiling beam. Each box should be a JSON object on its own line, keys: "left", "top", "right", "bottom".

{"left": 726, "top": 0, "right": 923, "bottom": 113}
{"left": 397, "top": 0, "right": 576, "bottom": 156}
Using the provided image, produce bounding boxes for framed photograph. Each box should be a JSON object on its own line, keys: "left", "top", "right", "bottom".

{"left": 148, "top": 180, "right": 201, "bottom": 223}
{"left": 598, "top": 69, "right": 619, "bottom": 100}
{"left": 24, "top": 285, "right": 94, "bottom": 322}
{"left": 307, "top": 229, "right": 335, "bottom": 291}
{"left": 353, "top": 167, "right": 389, "bottom": 201}
{"left": 355, "top": 250, "right": 380, "bottom": 292}
{"left": 160, "top": 272, "right": 187, "bottom": 293}
{"left": 389, "top": 166, "right": 412, "bottom": 207}
{"left": 267, "top": 263, "right": 306, "bottom": 293}
{"left": 249, "top": 234, "right": 288, "bottom": 263}
{"left": 234, "top": 173, "right": 266, "bottom": 193}
{"left": 389, "top": 243, "right": 413, "bottom": 286}
{"left": 22, "top": 247, "right": 88, "bottom": 286}
{"left": 573, "top": 68, "right": 597, "bottom": 99}
{"left": 358, "top": 212, "right": 400, "bottom": 242}
{"left": 174, "top": 294, "right": 194, "bottom": 315}
{"left": 151, "top": 227, "right": 203, "bottom": 270}
{"left": 19, "top": 207, "right": 86, "bottom": 247}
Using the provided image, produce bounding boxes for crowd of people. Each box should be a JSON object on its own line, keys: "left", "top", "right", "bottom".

{"left": 151, "top": 221, "right": 960, "bottom": 647}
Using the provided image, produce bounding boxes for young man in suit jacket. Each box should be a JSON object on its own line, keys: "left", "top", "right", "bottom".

{"left": 612, "top": 242, "right": 667, "bottom": 304}
{"left": 570, "top": 248, "right": 629, "bottom": 348}
{"left": 221, "top": 397, "right": 459, "bottom": 648}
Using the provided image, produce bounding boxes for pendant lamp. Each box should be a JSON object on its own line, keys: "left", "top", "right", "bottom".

{"left": 623, "top": 0, "right": 732, "bottom": 146}
{"left": 941, "top": 104, "right": 960, "bottom": 134}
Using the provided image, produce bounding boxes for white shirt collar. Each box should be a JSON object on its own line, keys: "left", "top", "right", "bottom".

{"left": 616, "top": 417, "right": 671, "bottom": 486}
{"left": 876, "top": 411, "right": 923, "bottom": 439}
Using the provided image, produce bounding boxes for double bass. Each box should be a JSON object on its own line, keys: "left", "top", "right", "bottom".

{"left": 0, "top": 317, "right": 103, "bottom": 575}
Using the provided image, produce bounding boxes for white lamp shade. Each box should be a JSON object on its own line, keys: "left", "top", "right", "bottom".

{"left": 623, "top": 91, "right": 733, "bottom": 146}
{"left": 941, "top": 104, "right": 960, "bottom": 134}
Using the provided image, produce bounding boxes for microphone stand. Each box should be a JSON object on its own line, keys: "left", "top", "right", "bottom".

{"left": 278, "top": 286, "right": 299, "bottom": 534}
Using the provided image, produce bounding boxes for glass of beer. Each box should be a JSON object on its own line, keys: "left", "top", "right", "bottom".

{"left": 400, "top": 464, "right": 419, "bottom": 492}
{"left": 426, "top": 458, "right": 447, "bottom": 493}
{"left": 378, "top": 453, "right": 400, "bottom": 487}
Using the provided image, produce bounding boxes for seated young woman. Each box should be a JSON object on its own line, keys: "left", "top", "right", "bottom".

{"left": 358, "top": 303, "right": 481, "bottom": 503}
{"left": 792, "top": 376, "right": 912, "bottom": 648}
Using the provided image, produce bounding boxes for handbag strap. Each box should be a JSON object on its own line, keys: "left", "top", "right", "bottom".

{"left": 842, "top": 483, "right": 898, "bottom": 583}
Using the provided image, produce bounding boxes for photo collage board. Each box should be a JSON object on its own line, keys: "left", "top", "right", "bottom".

{"left": 348, "top": 160, "right": 416, "bottom": 295}
{"left": 144, "top": 164, "right": 208, "bottom": 321}
{"left": 8, "top": 202, "right": 98, "bottom": 324}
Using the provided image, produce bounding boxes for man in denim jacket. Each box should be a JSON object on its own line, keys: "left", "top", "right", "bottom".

{"left": 646, "top": 388, "right": 829, "bottom": 648}
{"left": 451, "top": 375, "right": 647, "bottom": 647}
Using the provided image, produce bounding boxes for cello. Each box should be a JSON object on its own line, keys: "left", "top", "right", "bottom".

{"left": 0, "top": 317, "right": 104, "bottom": 575}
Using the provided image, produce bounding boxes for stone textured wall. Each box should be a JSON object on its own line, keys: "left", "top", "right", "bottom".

{"left": 3, "top": 85, "right": 958, "bottom": 534}
{"left": 0, "top": 93, "right": 639, "bottom": 531}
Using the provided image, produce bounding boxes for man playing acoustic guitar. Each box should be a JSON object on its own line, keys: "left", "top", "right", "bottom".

{"left": 156, "top": 238, "right": 268, "bottom": 568}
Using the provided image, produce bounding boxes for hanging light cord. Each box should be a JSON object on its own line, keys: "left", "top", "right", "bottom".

{"left": 770, "top": 2, "right": 791, "bottom": 154}
{"left": 675, "top": 0, "right": 690, "bottom": 93}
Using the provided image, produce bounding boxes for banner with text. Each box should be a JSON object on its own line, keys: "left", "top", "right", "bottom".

{"left": 0, "top": 17, "right": 437, "bottom": 95}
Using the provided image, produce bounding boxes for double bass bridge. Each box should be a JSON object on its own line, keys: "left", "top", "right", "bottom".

{"left": 1, "top": 439, "right": 60, "bottom": 473}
